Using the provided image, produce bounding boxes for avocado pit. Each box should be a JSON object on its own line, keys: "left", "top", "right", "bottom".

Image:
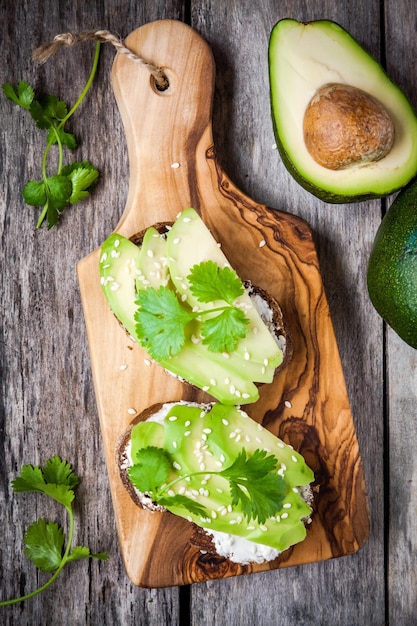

{"left": 303, "top": 83, "right": 395, "bottom": 170}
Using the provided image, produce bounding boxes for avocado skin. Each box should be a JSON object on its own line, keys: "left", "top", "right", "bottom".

{"left": 268, "top": 18, "right": 417, "bottom": 204}
{"left": 367, "top": 180, "right": 417, "bottom": 348}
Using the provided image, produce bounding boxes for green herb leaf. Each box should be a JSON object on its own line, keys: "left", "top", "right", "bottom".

{"left": 22, "top": 180, "right": 47, "bottom": 207}
{"left": 2, "top": 80, "right": 34, "bottom": 109}
{"left": 23, "top": 519, "right": 65, "bottom": 573}
{"left": 128, "top": 446, "right": 171, "bottom": 493}
{"left": 62, "top": 161, "right": 99, "bottom": 203}
{"left": 135, "top": 286, "right": 194, "bottom": 359}
{"left": 201, "top": 306, "right": 249, "bottom": 353}
{"left": 220, "top": 449, "right": 285, "bottom": 524}
{"left": 188, "top": 260, "right": 244, "bottom": 304}
{"left": 66, "top": 546, "right": 109, "bottom": 564}
{"left": 158, "top": 494, "right": 209, "bottom": 518}
{"left": 30, "top": 95, "right": 68, "bottom": 129}
{"left": 47, "top": 126, "right": 77, "bottom": 149}
{"left": 0, "top": 456, "right": 108, "bottom": 607}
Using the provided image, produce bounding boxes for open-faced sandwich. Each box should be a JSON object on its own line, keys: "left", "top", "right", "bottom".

{"left": 116, "top": 401, "right": 314, "bottom": 565}
{"left": 99, "top": 208, "right": 291, "bottom": 405}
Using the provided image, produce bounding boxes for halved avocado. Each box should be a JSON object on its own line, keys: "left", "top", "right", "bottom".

{"left": 269, "top": 18, "right": 417, "bottom": 203}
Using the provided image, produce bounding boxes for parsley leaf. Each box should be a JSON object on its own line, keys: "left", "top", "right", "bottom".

{"left": 0, "top": 457, "right": 108, "bottom": 607}
{"left": 188, "top": 260, "right": 244, "bottom": 304}
{"left": 2, "top": 41, "right": 101, "bottom": 229}
{"left": 135, "top": 286, "right": 194, "bottom": 359}
{"left": 201, "top": 306, "right": 249, "bottom": 353}
{"left": 158, "top": 494, "right": 208, "bottom": 518}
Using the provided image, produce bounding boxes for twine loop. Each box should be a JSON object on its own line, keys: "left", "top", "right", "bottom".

{"left": 33, "top": 29, "right": 169, "bottom": 90}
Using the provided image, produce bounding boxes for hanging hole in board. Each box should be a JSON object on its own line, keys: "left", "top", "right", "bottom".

{"left": 150, "top": 68, "right": 175, "bottom": 96}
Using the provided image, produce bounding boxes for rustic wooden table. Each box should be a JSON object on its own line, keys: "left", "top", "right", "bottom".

{"left": 1, "top": 1, "right": 416, "bottom": 624}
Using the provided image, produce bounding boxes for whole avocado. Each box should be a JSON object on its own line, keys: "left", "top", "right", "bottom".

{"left": 367, "top": 181, "right": 417, "bottom": 348}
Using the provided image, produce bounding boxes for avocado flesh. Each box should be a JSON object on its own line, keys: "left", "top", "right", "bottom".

{"left": 99, "top": 212, "right": 285, "bottom": 403}
{"left": 269, "top": 18, "right": 417, "bottom": 202}
{"left": 367, "top": 180, "right": 417, "bottom": 348}
{"left": 129, "top": 403, "right": 314, "bottom": 552}
{"left": 167, "top": 208, "right": 283, "bottom": 371}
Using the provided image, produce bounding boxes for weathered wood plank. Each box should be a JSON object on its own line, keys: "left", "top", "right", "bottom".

{"left": 190, "top": 0, "right": 385, "bottom": 624}
{"left": 384, "top": 2, "right": 417, "bottom": 622}
{"left": 0, "top": 1, "right": 185, "bottom": 625}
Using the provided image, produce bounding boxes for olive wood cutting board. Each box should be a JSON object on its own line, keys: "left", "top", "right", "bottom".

{"left": 77, "top": 19, "right": 369, "bottom": 588}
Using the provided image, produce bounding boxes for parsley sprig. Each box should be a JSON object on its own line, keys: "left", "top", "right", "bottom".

{"left": 128, "top": 446, "right": 285, "bottom": 525}
{"left": 0, "top": 456, "right": 108, "bottom": 607}
{"left": 134, "top": 260, "right": 250, "bottom": 360}
{"left": 2, "top": 42, "right": 100, "bottom": 229}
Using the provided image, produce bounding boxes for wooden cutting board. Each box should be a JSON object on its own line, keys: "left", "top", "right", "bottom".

{"left": 77, "top": 19, "right": 369, "bottom": 588}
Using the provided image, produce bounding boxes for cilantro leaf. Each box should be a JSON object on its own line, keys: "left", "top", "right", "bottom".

{"left": 47, "top": 126, "right": 77, "bottom": 149}
{"left": 1, "top": 455, "right": 108, "bottom": 607}
{"left": 158, "top": 494, "right": 209, "bottom": 518}
{"left": 41, "top": 456, "right": 80, "bottom": 489}
{"left": 61, "top": 161, "right": 99, "bottom": 203}
{"left": 188, "top": 260, "right": 244, "bottom": 304}
{"left": 135, "top": 287, "right": 194, "bottom": 359}
{"left": 66, "top": 546, "right": 109, "bottom": 564}
{"left": 30, "top": 95, "right": 68, "bottom": 129}
{"left": 22, "top": 180, "right": 47, "bottom": 206}
{"left": 220, "top": 449, "right": 285, "bottom": 524}
{"left": 128, "top": 446, "right": 171, "bottom": 493}
{"left": 24, "top": 519, "right": 64, "bottom": 573}
{"left": 2, "top": 81, "right": 34, "bottom": 109}
{"left": 201, "top": 306, "right": 249, "bottom": 353}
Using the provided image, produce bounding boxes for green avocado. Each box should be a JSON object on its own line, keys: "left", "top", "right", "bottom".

{"left": 367, "top": 181, "right": 417, "bottom": 348}
{"left": 268, "top": 18, "right": 417, "bottom": 203}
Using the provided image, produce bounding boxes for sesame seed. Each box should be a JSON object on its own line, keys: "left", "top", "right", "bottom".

{"left": 220, "top": 454, "right": 225, "bottom": 463}
{"left": 111, "top": 250, "right": 120, "bottom": 258}
{"left": 281, "top": 513, "right": 289, "bottom": 519}
{"left": 185, "top": 420, "right": 191, "bottom": 427}
{"left": 127, "top": 408, "right": 136, "bottom": 415}
{"left": 229, "top": 431, "right": 236, "bottom": 438}
{"left": 216, "top": 488, "right": 224, "bottom": 494}
{"left": 285, "top": 400, "right": 292, "bottom": 408}
{"left": 203, "top": 428, "right": 212, "bottom": 434}
{"left": 184, "top": 431, "right": 191, "bottom": 437}
{"left": 168, "top": 415, "right": 178, "bottom": 421}
{"left": 210, "top": 379, "right": 217, "bottom": 386}
{"left": 172, "top": 441, "right": 177, "bottom": 449}
{"left": 211, "top": 511, "right": 217, "bottom": 519}
{"left": 224, "top": 377, "right": 230, "bottom": 385}
{"left": 291, "top": 455, "right": 298, "bottom": 463}
{"left": 283, "top": 503, "right": 292, "bottom": 509}
{"left": 199, "top": 463, "right": 205, "bottom": 471}
{"left": 171, "top": 162, "right": 180, "bottom": 168}
{"left": 181, "top": 294, "right": 187, "bottom": 302}
{"left": 229, "top": 519, "right": 238, "bottom": 525}
{"left": 242, "top": 393, "right": 250, "bottom": 399}
{"left": 119, "top": 364, "right": 128, "bottom": 370}
{"left": 100, "top": 252, "right": 107, "bottom": 262}
{"left": 260, "top": 525, "right": 268, "bottom": 532}
{"left": 222, "top": 352, "right": 230, "bottom": 359}
{"left": 114, "top": 239, "right": 120, "bottom": 247}
{"left": 183, "top": 217, "right": 191, "bottom": 222}
{"left": 259, "top": 239, "right": 266, "bottom": 247}
{"left": 168, "top": 489, "right": 175, "bottom": 497}
{"left": 230, "top": 384, "right": 236, "bottom": 394}
{"left": 202, "top": 386, "right": 210, "bottom": 392}
{"left": 147, "top": 249, "right": 154, "bottom": 258}
{"left": 222, "top": 419, "right": 229, "bottom": 426}
{"left": 173, "top": 237, "right": 181, "bottom": 245}
{"left": 144, "top": 359, "right": 152, "bottom": 367}
{"left": 173, "top": 461, "right": 181, "bottom": 469}
{"left": 247, "top": 525, "right": 255, "bottom": 530}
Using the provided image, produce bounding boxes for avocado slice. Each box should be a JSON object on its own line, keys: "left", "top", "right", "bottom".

{"left": 99, "top": 232, "right": 265, "bottom": 404}
{"left": 136, "top": 227, "right": 170, "bottom": 290}
{"left": 367, "top": 180, "right": 417, "bottom": 348}
{"left": 128, "top": 402, "right": 314, "bottom": 553}
{"left": 269, "top": 18, "right": 417, "bottom": 203}
{"left": 167, "top": 208, "right": 283, "bottom": 371}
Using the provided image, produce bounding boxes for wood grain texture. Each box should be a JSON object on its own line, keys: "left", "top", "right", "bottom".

{"left": 78, "top": 18, "right": 368, "bottom": 588}
{"left": 0, "top": 0, "right": 415, "bottom": 623}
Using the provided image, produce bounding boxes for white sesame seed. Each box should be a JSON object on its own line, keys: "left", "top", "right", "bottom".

{"left": 144, "top": 359, "right": 152, "bottom": 367}
{"left": 171, "top": 162, "right": 180, "bottom": 168}
{"left": 119, "top": 364, "right": 128, "bottom": 371}
{"left": 285, "top": 400, "right": 292, "bottom": 408}
{"left": 173, "top": 237, "right": 181, "bottom": 244}
{"left": 147, "top": 249, "right": 154, "bottom": 258}
{"left": 184, "top": 431, "right": 191, "bottom": 437}
{"left": 168, "top": 490, "right": 175, "bottom": 497}
{"left": 168, "top": 415, "right": 178, "bottom": 421}
{"left": 173, "top": 461, "right": 181, "bottom": 469}
{"left": 291, "top": 455, "right": 298, "bottom": 463}
{"left": 127, "top": 408, "right": 136, "bottom": 415}
{"left": 172, "top": 441, "right": 177, "bottom": 449}
{"left": 281, "top": 513, "right": 289, "bottom": 519}
{"left": 260, "top": 525, "right": 268, "bottom": 532}
{"left": 199, "top": 463, "right": 205, "bottom": 471}
{"left": 283, "top": 503, "right": 292, "bottom": 509}
{"left": 210, "top": 379, "right": 217, "bottom": 386}
{"left": 185, "top": 420, "right": 191, "bottom": 427}
{"left": 259, "top": 239, "right": 266, "bottom": 247}
{"left": 247, "top": 525, "right": 255, "bottom": 530}
{"left": 222, "top": 419, "right": 229, "bottom": 426}
{"left": 114, "top": 239, "right": 120, "bottom": 247}
{"left": 100, "top": 252, "right": 108, "bottom": 262}
{"left": 203, "top": 428, "right": 212, "bottom": 434}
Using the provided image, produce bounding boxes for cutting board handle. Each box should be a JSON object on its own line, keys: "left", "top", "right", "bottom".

{"left": 111, "top": 19, "right": 216, "bottom": 235}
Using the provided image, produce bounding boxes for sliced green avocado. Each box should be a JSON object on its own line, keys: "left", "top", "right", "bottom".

{"left": 269, "top": 18, "right": 417, "bottom": 203}
{"left": 167, "top": 208, "right": 283, "bottom": 371}
{"left": 367, "top": 180, "right": 417, "bottom": 348}
{"left": 136, "top": 227, "right": 170, "bottom": 290}
{"left": 129, "top": 403, "right": 314, "bottom": 552}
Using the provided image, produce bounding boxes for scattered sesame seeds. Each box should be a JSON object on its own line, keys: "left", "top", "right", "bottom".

{"left": 259, "top": 239, "right": 266, "bottom": 248}
{"left": 171, "top": 162, "right": 180, "bottom": 168}
{"left": 222, "top": 419, "right": 229, "bottom": 426}
{"left": 184, "top": 431, "right": 191, "bottom": 437}
{"left": 281, "top": 513, "right": 289, "bottom": 519}
{"left": 173, "top": 461, "right": 181, "bottom": 470}
{"left": 127, "top": 408, "right": 136, "bottom": 415}
{"left": 185, "top": 420, "right": 191, "bottom": 427}
{"left": 203, "top": 428, "right": 212, "bottom": 434}
{"left": 284, "top": 400, "right": 292, "bottom": 409}
{"left": 144, "top": 358, "right": 152, "bottom": 367}
{"left": 283, "top": 503, "right": 292, "bottom": 509}
{"left": 119, "top": 364, "right": 128, "bottom": 371}
{"left": 172, "top": 441, "right": 178, "bottom": 449}
{"left": 114, "top": 239, "right": 120, "bottom": 247}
